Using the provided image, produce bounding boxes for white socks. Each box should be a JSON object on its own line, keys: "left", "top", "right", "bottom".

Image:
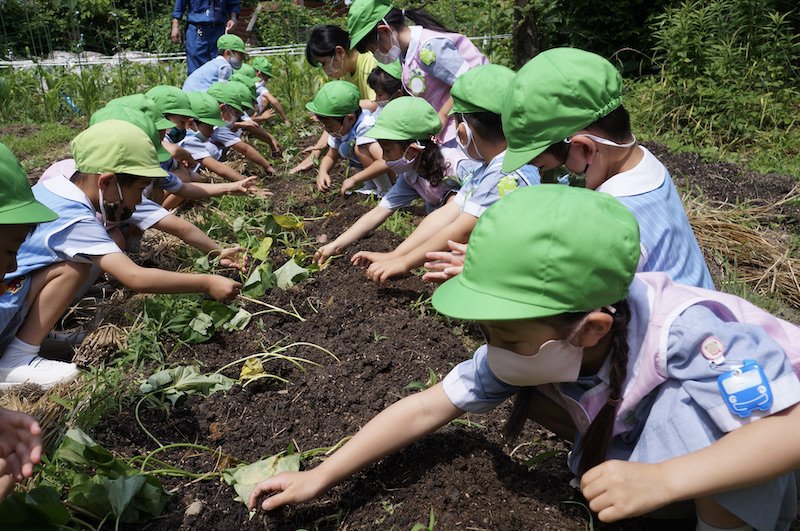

{"left": 696, "top": 517, "right": 752, "bottom": 531}
{"left": 0, "top": 337, "right": 40, "bottom": 368}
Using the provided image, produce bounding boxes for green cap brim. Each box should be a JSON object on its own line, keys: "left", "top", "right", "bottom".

{"left": 305, "top": 102, "right": 342, "bottom": 118}
{"left": 165, "top": 107, "right": 198, "bottom": 119}
{"left": 501, "top": 142, "right": 550, "bottom": 173}
{"left": 121, "top": 165, "right": 169, "bottom": 179}
{"left": 432, "top": 272, "right": 560, "bottom": 321}
{"left": 156, "top": 116, "right": 175, "bottom": 130}
{"left": 349, "top": 3, "right": 392, "bottom": 48}
{"left": 363, "top": 123, "right": 409, "bottom": 141}
{"left": 0, "top": 199, "right": 58, "bottom": 225}
{"left": 449, "top": 99, "right": 485, "bottom": 116}
{"left": 200, "top": 117, "right": 226, "bottom": 127}
{"left": 156, "top": 143, "right": 171, "bottom": 163}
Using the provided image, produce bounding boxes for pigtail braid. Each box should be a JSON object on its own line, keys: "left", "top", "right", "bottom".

{"left": 577, "top": 300, "right": 631, "bottom": 474}
{"left": 415, "top": 138, "right": 447, "bottom": 186}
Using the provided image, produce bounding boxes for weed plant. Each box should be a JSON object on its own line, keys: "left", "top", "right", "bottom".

{"left": 626, "top": 0, "right": 800, "bottom": 175}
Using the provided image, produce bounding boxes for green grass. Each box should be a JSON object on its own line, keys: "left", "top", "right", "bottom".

{"left": 1, "top": 121, "right": 84, "bottom": 172}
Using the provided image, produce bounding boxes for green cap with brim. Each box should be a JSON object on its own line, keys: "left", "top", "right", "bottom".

{"left": 90, "top": 105, "right": 172, "bottom": 164}
{"left": 226, "top": 80, "right": 255, "bottom": 111}
{"left": 348, "top": 0, "right": 392, "bottom": 49}
{"left": 251, "top": 56, "right": 274, "bottom": 78}
{"left": 229, "top": 74, "right": 257, "bottom": 100}
{"left": 72, "top": 120, "right": 168, "bottom": 179}
{"left": 365, "top": 96, "right": 440, "bottom": 141}
{"left": 501, "top": 47, "right": 623, "bottom": 173}
{"left": 450, "top": 64, "right": 515, "bottom": 115}
{"left": 186, "top": 91, "right": 227, "bottom": 126}
{"left": 432, "top": 185, "right": 639, "bottom": 321}
{"left": 376, "top": 59, "right": 402, "bottom": 80}
{"left": 207, "top": 81, "right": 244, "bottom": 113}
{"left": 305, "top": 80, "right": 360, "bottom": 117}
{"left": 0, "top": 142, "right": 57, "bottom": 224}
{"left": 145, "top": 85, "right": 197, "bottom": 118}
{"left": 106, "top": 94, "right": 174, "bottom": 130}
{"left": 217, "top": 34, "right": 247, "bottom": 54}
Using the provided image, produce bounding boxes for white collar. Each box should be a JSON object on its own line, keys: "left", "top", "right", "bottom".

{"left": 404, "top": 25, "right": 423, "bottom": 65}
{"left": 41, "top": 162, "right": 97, "bottom": 213}
{"left": 595, "top": 146, "right": 665, "bottom": 197}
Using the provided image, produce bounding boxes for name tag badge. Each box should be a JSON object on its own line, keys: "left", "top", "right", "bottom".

{"left": 717, "top": 360, "right": 773, "bottom": 418}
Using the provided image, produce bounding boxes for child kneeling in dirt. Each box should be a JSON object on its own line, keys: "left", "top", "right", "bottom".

{"left": 252, "top": 184, "right": 800, "bottom": 531}
{"left": 251, "top": 57, "right": 290, "bottom": 126}
{"left": 307, "top": 80, "right": 392, "bottom": 196}
{"left": 351, "top": 64, "right": 541, "bottom": 283}
{"left": 366, "top": 60, "right": 405, "bottom": 112}
{"left": 314, "top": 96, "right": 460, "bottom": 265}
{"left": 0, "top": 121, "right": 241, "bottom": 389}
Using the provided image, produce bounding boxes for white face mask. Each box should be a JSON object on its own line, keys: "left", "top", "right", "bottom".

{"left": 456, "top": 118, "right": 484, "bottom": 162}
{"left": 485, "top": 340, "right": 584, "bottom": 387}
{"left": 374, "top": 22, "right": 402, "bottom": 64}
{"left": 98, "top": 181, "right": 133, "bottom": 228}
{"left": 385, "top": 144, "right": 419, "bottom": 173}
{"left": 322, "top": 53, "right": 343, "bottom": 78}
{"left": 229, "top": 56, "right": 243, "bottom": 70}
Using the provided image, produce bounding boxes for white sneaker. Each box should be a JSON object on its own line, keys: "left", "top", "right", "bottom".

{"left": 0, "top": 357, "right": 79, "bottom": 390}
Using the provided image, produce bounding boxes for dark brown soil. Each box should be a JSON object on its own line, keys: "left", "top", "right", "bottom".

{"left": 86, "top": 143, "right": 797, "bottom": 531}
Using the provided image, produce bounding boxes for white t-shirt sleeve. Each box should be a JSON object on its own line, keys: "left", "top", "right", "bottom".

{"left": 48, "top": 219, "right": 122, "bottom": 262}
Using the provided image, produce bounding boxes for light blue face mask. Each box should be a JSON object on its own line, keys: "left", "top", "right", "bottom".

{"left": 229, "top": 56, "right": 243, "bottom": 70}
{"left": 385, "top": 144, "right": 420, "bottom": 173}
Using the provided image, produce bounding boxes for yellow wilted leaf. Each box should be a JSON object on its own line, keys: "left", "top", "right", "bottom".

{"left": 239, "top": 358, "right": 265, "bottom": 380}
{"left": 273, "top": 215, "right": 305, "bottom": 230}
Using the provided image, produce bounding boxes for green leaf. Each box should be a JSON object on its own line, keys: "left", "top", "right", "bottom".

{"left": 251, "top": 237, "right": 274, "bottom": 262}
{"left": 272, "top": 214, "right": 304, "bottom": 230}
{"left": 222, "top": 453, "right": 301, "bottom": 506}
{"left": 233, "top": 216, "right": 245, "bottom": 233}
{"left": 274, "top": 259, "right": 308, "bottom": 290}
{"left": 242, "top": 263, "right": 276, "bottom": 297}
{"left": 140, "top": 366, "right": 236, "bottom": 406}
{"left": 224, "top": 307, "right": 252, "bottom": 331}
{"left": 201, "top": 300, "right": 237, "bottom": 329}
{"left": 0, "top": 485, "right": 70, "bottom": 528}
{"left": 105, "top": 475, "right": 146, "bottom": 518}
{"left": 194, "top": 255, "right": 211, "bottom": 272}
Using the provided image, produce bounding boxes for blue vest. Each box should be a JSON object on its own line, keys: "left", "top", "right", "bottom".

{"left": 5, "top": 182, "right": 96, "bottom": 280}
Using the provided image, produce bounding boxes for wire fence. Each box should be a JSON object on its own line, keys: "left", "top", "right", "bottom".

{"left": 0, "top": 34, "right": 512, "bottom": 70}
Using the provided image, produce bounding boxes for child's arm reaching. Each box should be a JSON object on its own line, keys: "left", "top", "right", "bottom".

{"left": 422, "top": 240, "right": 467, "bottom": 283}
{"left": 200, "top": 157, "right": 249, "bottom": 182}
{"left": 152, "top": 214, "right": 248, "bottom": 270}
{"left": 581, "top": 402, "right": 800, "bottom": 523}
{"left": 316, "top": 149, "right": 339, "bottom": 192}
{"left": 365, "top": 212, "right": 476, "bottom": 284}
{"left": 314, "top": 205, "right": 395, "bottom": 265}
{"left": 340, "top": 143, "right": 388, "bottom": 196}
{"left": 248, "top": 382, "right": 463, "bottom": 511}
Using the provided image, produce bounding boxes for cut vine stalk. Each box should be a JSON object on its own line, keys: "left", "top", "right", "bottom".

{"left": 238, "top": 295, "right": 306, "bottom": 321}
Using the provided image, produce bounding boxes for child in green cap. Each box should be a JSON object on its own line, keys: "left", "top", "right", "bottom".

{"left": 305, "top": 80, "right": 392, "bottom": 196}
{"left": 352, "top": 64, "right": 541, "bottom": 284}
{"left": 0, "top": 143, "right": 56, "bottom": 499}
{"left": 347, "top": 0, "right": 489, "bottom": 172}
{"left": 366, "top": 60, "right": 404, "bottom": 111}
{"left": 251, "top": 184, "right": 800, "bottom": 531}
{"left": 182, "top": 33, "right": 247, "bottom": 92}
{"left": 289, "top": 25, "right": 379, "bottom": 175}
{"left": 0, "top": 121, "right": 241, "bottom": 389}
{"left": 501, "top": 47, "right": 713, "bottom": 290}
{"left": 314, "top": 96, "right": 459, "bottom": 264}
{"left": 251, "top": 56, "right": 290, "bottom": 126}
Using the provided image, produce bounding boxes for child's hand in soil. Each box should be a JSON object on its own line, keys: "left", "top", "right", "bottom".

{"left": 580, "top": 459, "right": 673, "bottom": 522}
{"left": 227, "top": 176, "right": 272, "bottom": 197}
{"left": 248, "top": 470, "right": 329, "bottom": 511}
{"left": 314, "top": 243, "right": 340, "bottom": 266}
{"left": 316, "top": 171, "right": 332, "bottom": 192}
{"left": 205, "top": 275, "right": 242, "bottom": 302}
{"left": 422, "top": 240, "right": 466, "bottom": 283}
{"left": 339, "top": 177, "right": 358, "bottom": 196}
{"left": 0, "top": 408, "right": 42, "bottom": 482}
{"left": 366, "top": 256, "right": 408, "bottom": 284}
{"left": 217, "top": 247, "right": 248, "bottom": 271}
{"left": 350, "top": 250, "right": 392, "bottom": 268}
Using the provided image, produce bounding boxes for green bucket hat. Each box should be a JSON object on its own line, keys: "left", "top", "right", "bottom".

{"left": 229, "top": 73, "right": 257, "bottom": 99}
{"left": 432, "top": 185, "right": 639, "bottom": 321}
{"left": 305, "top": 80, "right": 360, "bottom": 117}
{"left": 72, "top": 120, "right": 168, "bottom": 179}
{"left": 0, "top": 143, "right": 57, "bottom": 224}
{"left": 186, "top": 91, "right": 227, "bottom": 127}
{"left": 89, "top": 105, "right": 171, "bottom": 163}
{"left": 450, "top": 64, "right": 515, "bottom": 115}
{"left": 251, "top": 56, "right": 274, "bottom": 78}
{"left": 217, "top": 34, "right": 246, "bottom": 54}
{"left": 365, "top": 97, "right": 440, "bottom": 141}
{"left": 226, "top": 80, "right": 255, "bottom": 111}
{"left": 145, "top": 85, "right": 197, "bottom": 118}
{"left": 501, "top": 48, "right": 623, "bottom": 173}
{"left": 376, "top": 59, "right": 402, "bottom": 80}
{"left": 106, "top": 94, "right": 174, "bottom": 130}
{"left": 348, "top": 0, "right": 392, "bottom": 49}
{"left": 207, "top": 81, "right": 244, "bottom": 113}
